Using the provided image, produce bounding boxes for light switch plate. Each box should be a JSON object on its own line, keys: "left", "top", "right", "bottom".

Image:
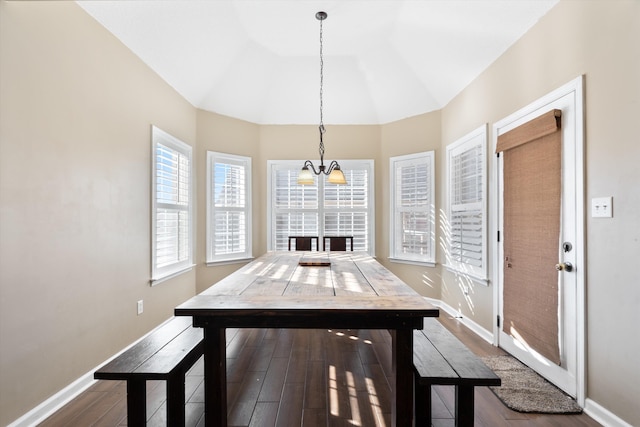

{"left": 592, "top": 197, "right": 613, "bottom": 218}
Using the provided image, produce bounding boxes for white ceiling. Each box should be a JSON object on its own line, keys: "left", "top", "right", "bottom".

{"left": 77, "top": 0, "right": 558, "bottom": 125}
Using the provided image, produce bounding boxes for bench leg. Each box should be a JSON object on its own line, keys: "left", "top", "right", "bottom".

{"left": 126, "top": 379, "right": 146, "bottom": 427}
{"left": 455, "top": 385, "right": 475, "bottom": 427}
{"left": 167, "top": 373, "right": 186, "bottom": 427}
{"left": 414, "top": 380, "right": 432, "bottom": 427}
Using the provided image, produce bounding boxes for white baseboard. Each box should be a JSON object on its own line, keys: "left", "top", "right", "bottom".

{"left": 424, "top": 297, "right": 495, "bottom": 344}
{"left": 7, "top": 372, "right": 97, "bottom": 427}
{"left": 584, "top": 398, "right": 633, "bottom": 427}
{"left": 7, "top": 316, "right": 176, "bottom": 427}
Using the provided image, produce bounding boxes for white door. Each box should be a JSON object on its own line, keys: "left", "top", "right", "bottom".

{"left": 493, "top": 77, "right": 585, "bottom": 402}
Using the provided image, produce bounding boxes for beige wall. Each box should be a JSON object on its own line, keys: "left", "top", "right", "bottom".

{"left": 2, "top": 0, "right": 639, "bottom": 425}
{"left": 0, "top": 2, "right": 197, "bottom": 424}
{"left": 440, "top": 0, "right": 640, "bottom": 425}
{"left": 194, "top": 110, "right": 260, "bottom": 294}
{"left": 379, "top": 113, "right": 443, "bottom": 298}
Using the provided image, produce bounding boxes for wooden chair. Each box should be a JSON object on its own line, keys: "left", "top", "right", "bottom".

{"left": 322, "top": 236, "right": 354, "bottom": 251}
{"left": 288, "top": 236, "right": 319, "bottom": 251}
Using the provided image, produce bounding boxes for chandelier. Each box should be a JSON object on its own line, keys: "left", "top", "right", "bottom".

{"left": 297, "top": 11, "right": 347, "bottom": 185}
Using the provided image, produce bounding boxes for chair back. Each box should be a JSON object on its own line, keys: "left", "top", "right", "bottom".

{"left": 288, "top": 236, "right": 319, "bottom": 251}
{"left": 323, "top": 236, "right": 354, "bottom": 251}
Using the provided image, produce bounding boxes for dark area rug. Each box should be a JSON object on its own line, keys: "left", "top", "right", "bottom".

{"left": 481, "top": 355, "right": 582, "bottom": 414}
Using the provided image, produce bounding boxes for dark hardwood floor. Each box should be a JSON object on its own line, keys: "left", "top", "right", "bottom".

{"left": 39, "top": 315, "right": 601, "bottom": 426}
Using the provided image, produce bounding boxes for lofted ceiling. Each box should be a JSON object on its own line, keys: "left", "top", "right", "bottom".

{"left": 76, "top": 0, "right": 558, "bottom": 125}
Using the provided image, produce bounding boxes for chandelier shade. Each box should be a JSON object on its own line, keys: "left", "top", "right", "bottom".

{"left": 297, "top": 165, "right": 315, "bottom": 185}
{"left": 328, "top": 167, "right": 347, "bottom": 185}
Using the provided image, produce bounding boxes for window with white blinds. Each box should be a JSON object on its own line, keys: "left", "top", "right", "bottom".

{"left": 267, "top": 160, "right": 374, "bottom": 253}
{"left": 389, "top": 152, "right": 435, "bottom": 265}
{"left": 207, "top": 152, "right": 252, "bottom": 264}
{"left": 151, "top": 126, "right": 193, "bottom": 283}
{"left": 446, "top": 125, "right": 487, "bottom": 281}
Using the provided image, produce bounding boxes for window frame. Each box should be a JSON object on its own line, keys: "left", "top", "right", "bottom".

{"left": 389, "top": 151, "right": 436, "bottom": 266}
{"left": 206, "top": 151, "right": 252, "bottom": 265}
{"left": 266, "top": 159, "right": 375, "bottom": 254}
{"left": 445, "top": 124, "right": 489, "bottom": 284}
{"left": 151, "top": 126, "right": 194, "bottom": 285}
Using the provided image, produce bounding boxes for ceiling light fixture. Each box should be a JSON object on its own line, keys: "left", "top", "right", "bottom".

{"left": 297, "top": 11, "right": 347, "bottom": 185}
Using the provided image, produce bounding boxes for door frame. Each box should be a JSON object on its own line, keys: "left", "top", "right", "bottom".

{"left": 490, "top": 75, "right": 586, "bottom": 405}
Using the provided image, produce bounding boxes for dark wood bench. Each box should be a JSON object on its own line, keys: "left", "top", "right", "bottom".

{"left": 94, "top": 316, "right": 203, "bottom": 427}
{"left": 413, "top": 318, "right": 501, "bottom": 426}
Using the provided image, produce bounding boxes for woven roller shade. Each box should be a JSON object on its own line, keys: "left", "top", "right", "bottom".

{"left": 496, "top": 109, "right": 561, "bottom": 153}
{"left": 499, "top": 109, "right": 562, "bottom": 365}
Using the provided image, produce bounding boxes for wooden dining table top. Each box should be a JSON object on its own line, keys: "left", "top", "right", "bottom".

{"left": 175, "top": 251, "right": 438, "bottom": 326}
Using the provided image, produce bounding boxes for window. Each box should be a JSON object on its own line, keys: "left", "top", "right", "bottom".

{"left": 207, "top": 152, "right": 252, "bottom": 264}
{"left": 446, "top": 124, "right": 487, "bottom": 282}
{"left": 151, "top": 126, "right": 193, "bottom": 283}
{"left": 267, "top": 160, "right": 374, "bottom": 253}
{"left": 389, "top": 152, "right": 435, "bottom": 265}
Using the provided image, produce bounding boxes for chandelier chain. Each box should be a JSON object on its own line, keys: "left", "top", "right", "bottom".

{"left": 297, "top": 11, "right": 346, "bottom": 185}
{"left": 318, "top": 13, "right": 325, "bottom": 160}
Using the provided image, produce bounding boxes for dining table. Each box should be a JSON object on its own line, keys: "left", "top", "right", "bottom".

{"left": 174, "top": 251, "right": 438, "bottom": 427}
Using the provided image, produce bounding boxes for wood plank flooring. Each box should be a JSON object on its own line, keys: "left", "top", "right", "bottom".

{"left": 38, "top": 315, "right": 601, "bottom": 426}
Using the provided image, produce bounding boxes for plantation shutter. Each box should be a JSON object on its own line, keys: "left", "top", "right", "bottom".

{"left": 155, "top": 142, "right": 190, "bottom": 269}
{"left": 212, "top": 159, "right": 247, "bottom": 256}
{"left": 269, "top": 161, "right": 374, "bottom": 253}
{"left": 392, "top": 154, "right": 433, "bottom": 262}
{"left": 324, "top": 167, "right": 370, "bottom": 252}
{"left": 273, "top": 167, "right": 319, "bottom": 251}
{"left": 450, "top": 143, "right": 483, "bottom": 268}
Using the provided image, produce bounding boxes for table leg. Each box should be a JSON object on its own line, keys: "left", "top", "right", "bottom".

{"left": 392, "top": 328, "right": 414, "bottom": 427}
{"left": 203, "top": 326, "right": 227, "bottom": 427}
{"left": 414, "top": 380, "right": 432, "bottom": 426}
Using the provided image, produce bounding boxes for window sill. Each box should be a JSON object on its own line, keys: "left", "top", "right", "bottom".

{"left": 443, "top": 264, "right": 490, "bottom": 286}
{"left": 150, "top": 264, "right": 195, "bottom": 286}
{"left": 206, "top": 257, "right": 254, "bottom": 267}
{"left": 388, "top": 257, "right": 436, "bottom": 268}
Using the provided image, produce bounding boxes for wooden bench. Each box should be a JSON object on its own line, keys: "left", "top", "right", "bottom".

{"left": 94, "top": 316, "right": 203, "bottom": 427}
{"left": 413, "top": 318, "right": 501, "bottom": 427}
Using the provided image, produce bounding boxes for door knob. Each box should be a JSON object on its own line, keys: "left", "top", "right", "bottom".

{"left": 555, "top": 262, "right": 573, "bottom": 272}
